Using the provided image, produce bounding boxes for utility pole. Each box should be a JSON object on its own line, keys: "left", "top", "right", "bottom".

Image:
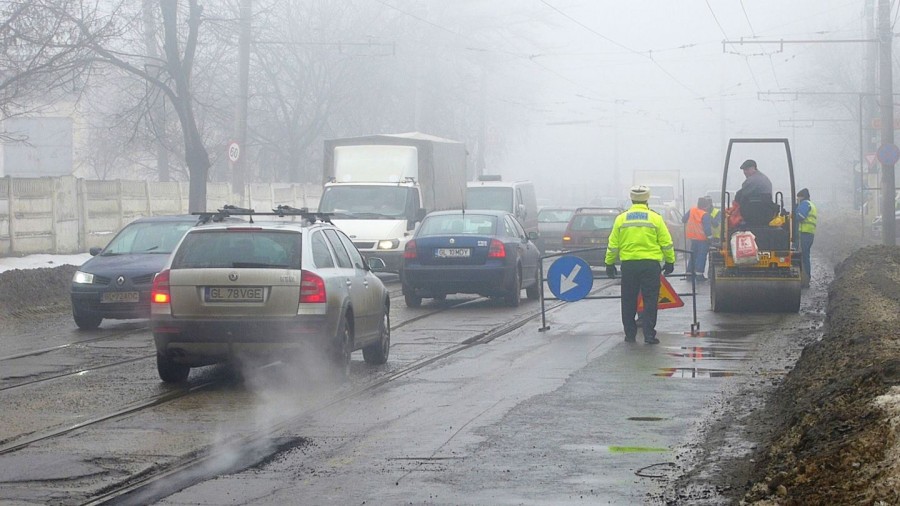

{"left": 879, "top": 0, "right": 896, "bottom": 245}
{"left": 231, "top": 0, "right": 251, "bottom": 198}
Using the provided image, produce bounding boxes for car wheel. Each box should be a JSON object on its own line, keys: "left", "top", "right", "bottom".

{"left": 525, "top": 266, "right": 541, "bottom": 300}
{"left": 404, "top": 289, "right": 422, "bottom": 308}
{"left": 363, "top": 303, "right": 390, "bottom": 365}
{"left": 157, "top": 353, "right": 190, "bottom": 383}
{"left": 330, "top": 314, "right": 352, "bottom": 380}
{"left": 504, "top": 265, "right": 521, "bottom": 307}
{"left": 73, "top": 307, "right": 102, "bottom": 330}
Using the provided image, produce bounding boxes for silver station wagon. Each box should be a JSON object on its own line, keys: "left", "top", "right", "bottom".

{"left": 150, "top": 207, "right": 390, "bottom": 383}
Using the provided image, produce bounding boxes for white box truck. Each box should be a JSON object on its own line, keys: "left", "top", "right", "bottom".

{"left": 318, "top": 132, "right": 468, "bottom": 272}
{"left": 632, "top": 169, "right": 682, "bottom": 209}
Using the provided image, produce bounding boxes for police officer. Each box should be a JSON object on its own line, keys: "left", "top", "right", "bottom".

{"left": 605, "top": 185, "right": 676, "bottom": 344}
{"left": 795, "top": 188, "right": 817, "bottom": 288}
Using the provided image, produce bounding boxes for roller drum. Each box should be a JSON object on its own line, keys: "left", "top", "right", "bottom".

{"left": 711, "top": 266, "right": 801, "bottom": 313}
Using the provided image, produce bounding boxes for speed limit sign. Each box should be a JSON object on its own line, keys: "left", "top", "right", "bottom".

{"left": 227, "top": 140, "right": 241, "bottom": 163}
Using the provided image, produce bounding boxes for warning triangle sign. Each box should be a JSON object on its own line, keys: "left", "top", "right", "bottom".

{"left": 637, "top": 275, "right": 685, "bottom": 312}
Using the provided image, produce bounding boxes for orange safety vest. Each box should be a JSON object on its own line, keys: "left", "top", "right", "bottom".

{"left": 686, "top": 207, "right": 707, "bottom": 241}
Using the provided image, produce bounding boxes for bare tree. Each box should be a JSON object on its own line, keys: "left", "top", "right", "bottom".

{"left": 0, "top": 0, "right": 211, "bottom": 211}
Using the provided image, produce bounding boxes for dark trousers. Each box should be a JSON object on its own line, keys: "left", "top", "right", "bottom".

{"left": 621, "top": 259, "right": 661, "bottom": 340}
{"left": 687, "top": 239, "right": 709, "bottom": 275}
{"left": 800, "top": 232, "right": 814, "bottom": 284}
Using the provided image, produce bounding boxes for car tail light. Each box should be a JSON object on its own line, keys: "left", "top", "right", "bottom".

{"left": 404, "top": 240, "right": 417, "bottom": 259}
{"left": 151, "top": 269, "right": 171, "bottom": 304}
{"left": 300, "top": 270, "right": 326, "bottom": 303}
{"left": 488, "top": 239, "right": 506, "bottom": 258}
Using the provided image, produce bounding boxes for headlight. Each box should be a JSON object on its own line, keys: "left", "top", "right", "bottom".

{"left": 377, "top": 239, "right": 400, "bottom": 250}
{"left": 73, "top": 271, "right": 94, "bottom": 284}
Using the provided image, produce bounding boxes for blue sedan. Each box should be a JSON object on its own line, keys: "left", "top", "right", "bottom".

{"left": 400, "top": 210, "right": 542, "bottom": 307}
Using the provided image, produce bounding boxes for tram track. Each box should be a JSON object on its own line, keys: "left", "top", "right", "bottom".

{"left": 0, "top": 276, "right": 616, "bottom": 504}
{"left": 0, "top": 291, "right": 496, "bottom": 456}
{"left": 84, "top": 281, "right": 618, "bottom": 505}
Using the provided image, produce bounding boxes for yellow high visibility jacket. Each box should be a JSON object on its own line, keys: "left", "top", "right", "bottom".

{"left": 605, "top": 203, "right": 676, "bottom": 265}
{"left": 799, "top": 201, "right": 817, "bottom": 234}
{"left": 710, "top": 207, "right": 721, "bottom": 239}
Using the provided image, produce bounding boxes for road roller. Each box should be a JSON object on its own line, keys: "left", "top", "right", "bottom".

{"left": 709, "top": 138, "right": 802, "bottom": 313}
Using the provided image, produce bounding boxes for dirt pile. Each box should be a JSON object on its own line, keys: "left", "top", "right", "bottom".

{"left": 743, "top": 245, "right": 900, "bottom": 505}
{"left": 0, "top": 265, "right": 77, "bottom": 316}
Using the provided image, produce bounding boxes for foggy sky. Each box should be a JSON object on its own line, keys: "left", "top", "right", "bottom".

{"left": 475, "top": 0, "right": 867, "bottom": 206}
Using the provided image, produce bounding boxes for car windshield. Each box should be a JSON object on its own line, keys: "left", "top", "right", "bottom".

{"left": 418, "top": 214, "right": 497, "bottom": 236}
{"left": 318, "top": 185, "right": 414, "bottom": 218}
{"left": 538, "top": 209, "right": 574, "bottom": 223}
{"left": 101, "top": 220, "right": 195, "bottom": 255}
{"left": 466, "top": 187, "right": 513, "bottom": 212}
{"left": 171, "top": 230, "right": 301, "bottom": 269}
{"left": 570, "top": 214, "right": 616, "bottom": 231}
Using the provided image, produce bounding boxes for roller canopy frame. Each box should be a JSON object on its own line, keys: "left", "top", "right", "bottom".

{"left": 712, "top": 138, "right": 801, "bottom": 313}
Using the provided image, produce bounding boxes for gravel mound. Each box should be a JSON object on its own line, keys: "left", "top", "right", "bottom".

{"left": 0, "top": 265, "right": 77, "bottom": 316}
{"left": 743, "top": 245, "right": 900, "bottom": 504}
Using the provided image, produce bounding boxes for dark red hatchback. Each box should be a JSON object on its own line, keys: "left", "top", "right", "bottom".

{"left": 561, "top": 207, "right": 622, "bottom": 266}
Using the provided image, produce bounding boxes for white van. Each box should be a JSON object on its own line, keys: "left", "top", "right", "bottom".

{"left": 466, "top": 176, "right": 540, "bottom": 246}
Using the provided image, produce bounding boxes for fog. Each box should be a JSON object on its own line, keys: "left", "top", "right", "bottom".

{"left": 485, "top": 1, "right": 868, "bottom": 207}
{"left": 2, "top": 0, "right": 878, "bottom": 210}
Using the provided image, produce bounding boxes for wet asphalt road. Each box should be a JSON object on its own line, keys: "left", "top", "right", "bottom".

{"left": 0, "top": 271, "right": 818, "bottom": 505}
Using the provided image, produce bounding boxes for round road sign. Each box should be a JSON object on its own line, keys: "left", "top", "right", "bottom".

{"left": 227, "top": 141, "right": 241, "bottom": 163}
{"left": 547, "top": 255, "right": 593, "bottom": 302}
{"left": 877, "top": 143, "right": 900, "bottom": 166}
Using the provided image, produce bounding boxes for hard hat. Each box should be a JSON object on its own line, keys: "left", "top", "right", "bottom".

{"left": 630, "top": 185, "right": 651, "bottom": 202}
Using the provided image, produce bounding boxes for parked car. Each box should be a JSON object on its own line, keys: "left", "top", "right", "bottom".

{"left": 561, "top": 207, "right": 621, "bottom": 266}
{"left": 70, "top": 215, "right": 201, "bottom": 330}
{"left": 537, "top": 207, "right": 575, "bottom": 253}
{"left": 150, "top": 211, "right": 390, "bottom": 383}
{"left": 399, "top": 210, "right": 542, "bottom": 308}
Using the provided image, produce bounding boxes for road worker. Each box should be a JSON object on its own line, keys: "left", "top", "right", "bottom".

{"left": 795, "top": 188, "right": 817, "bottom": 288}
{"left": 682, "top": 196, "right": 713, "bottom": 280}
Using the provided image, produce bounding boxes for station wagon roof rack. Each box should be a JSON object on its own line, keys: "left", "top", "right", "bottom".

{"left": 194, "top": 204, "right": 333, "bottom": 224}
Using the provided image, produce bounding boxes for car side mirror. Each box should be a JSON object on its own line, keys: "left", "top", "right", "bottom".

{"left": 528, "top": 231, "right": 539, "bottom": 241}
{"left": 367, "top": 257, "right": 386, "bottom": 272}
{"left": 89, "top": 247, "right": 102, "bottom": 256}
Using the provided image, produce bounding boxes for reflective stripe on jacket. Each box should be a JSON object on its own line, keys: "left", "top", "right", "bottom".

{"left": 605, "top": 203, "right": 676, "bottom": 264}
{"left": 685, "top": 207, "right": 708, "bottom": 241}
{"left": 798, "top": 200, "right": 817, "bottom": 234}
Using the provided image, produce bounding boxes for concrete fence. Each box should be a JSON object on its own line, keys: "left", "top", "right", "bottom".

{"left": 0, "top": 176, "right": 322, "bottom": 255}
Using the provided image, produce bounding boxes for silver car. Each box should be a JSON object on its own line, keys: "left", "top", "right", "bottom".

{"left": 150, "top": 212, "right": 390, "bottom": 383}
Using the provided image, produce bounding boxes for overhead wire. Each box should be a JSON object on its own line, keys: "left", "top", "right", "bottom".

{"left": 704, "top": 0, "right": 764, "bottom": 98}
{"left": 739, "top": 0, "right": 782, "bottom": 89}
{"left": 893, "top": 0, "right": 900, "bottom": 29}
{"left": 537, "top": 0, "right": 704, "bottom": 99}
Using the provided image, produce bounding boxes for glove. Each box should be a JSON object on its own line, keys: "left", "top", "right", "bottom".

{"left": 606, "top": 264, "right": 617, "bottom": 278}
{"left": 663, "top": 262, "right": 674, "bottom": 276}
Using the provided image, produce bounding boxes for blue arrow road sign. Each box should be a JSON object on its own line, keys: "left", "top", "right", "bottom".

{"left": 547, "top": 255, "right": 594, "bottom": 301}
